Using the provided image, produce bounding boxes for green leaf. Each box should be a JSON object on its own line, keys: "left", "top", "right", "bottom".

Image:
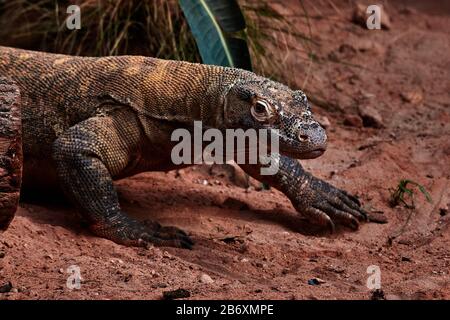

{"left": 179, "top": 0, "right": 252, "bottom": 70}
{"left": 204, "top": 0, "right": 246, "bottom": 32}
{"left": 390, "top": 178, "right": 433, "bottom": 209}
{"left": 418, "top": 185, "right": 433, "bottom": 203}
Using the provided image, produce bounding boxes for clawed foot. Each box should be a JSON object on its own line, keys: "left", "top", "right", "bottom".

{"left": 293, "top": 174, "right": 367, "bottom": 232}
{"left": 90, "top": 215, "right": 194, "bottom": 249}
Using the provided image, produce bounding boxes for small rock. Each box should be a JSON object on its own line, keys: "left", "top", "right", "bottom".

{"left": 44, "top": 254, "right": 53, "bottom": 260}
{"left": 155, "top": 283, "right": 168, "bottom": 288}
{"left": 401, "top": 256, "right": 412, "bottom": 262}
{"left": 0, "top": 282, "right": 13, "bottom": 293}
{"left": 351, "top": 39, "right": 384, "bottom": 55}
{"left": 362, "top": 91, "right": 376, "bottom": 99}
{"left": 308, "top": 278, "right": 326, "bottom": 285}
{"left": 328, "top": 265, "right": 345, "bottom": 274}
{"left": 343, "top": 114, "right": 363, "bottom": 128}
{"left": 0, "top": 251, "right": 5, "bottom": 258}
{"left": 401, "top": 90, "right": 423, "bottom": 105}
{"left": 241, "top": 258, "right": 249, "bottom": 263}
{"left": 200, "top": 273, "right": 214, "bottom": 284}
{"left": 439, "top": 206, "right": 448, "bottom": 216}
{"left": 358, "top": 105, "right": 383, "bottom": 128}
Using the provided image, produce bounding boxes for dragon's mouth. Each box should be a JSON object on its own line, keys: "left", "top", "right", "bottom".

{"left": 277, "top": 147, "right": 326, "bottom": 160}
{"left": 297, "top": 148, "right": 326, "bottom": 159}
{"left": 277, "top": 133, "right": 327, "bottom": 160}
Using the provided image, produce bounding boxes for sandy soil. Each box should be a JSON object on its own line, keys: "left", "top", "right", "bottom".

{"left": 0, "top": 0, "right": 449, "bottom": 300}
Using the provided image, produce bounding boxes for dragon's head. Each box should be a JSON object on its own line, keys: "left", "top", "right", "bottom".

{"left": 224, "top": 73, "right": 327, "bottom": 159}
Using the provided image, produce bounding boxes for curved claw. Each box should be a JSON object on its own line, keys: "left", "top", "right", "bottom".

{"left": 334, "top": 194, "right": 367, "bottom": 221}
{"left": 303, "top": 207, "right": 336, "bottom": 233}
{"left": 316, "top": 202, "right": 360, "bottom": 230}
{"left": 328, "top": 218, "right": 336, "bottom": 234}
{"left": 92, "top": 217, "right": 194, "bottom": 249}
{"left": 338, "top": 189, "right": 359, "bottom": 204}
{"left": 337, "top": 191, "right": 368, "bottom": 221}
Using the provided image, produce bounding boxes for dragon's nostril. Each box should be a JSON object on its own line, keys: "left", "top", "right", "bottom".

{"left": 298, "top": 134, "right": 309, "bottom": 142}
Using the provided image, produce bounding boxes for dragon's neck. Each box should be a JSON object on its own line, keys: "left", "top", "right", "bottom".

{"left": 140, "top": 59, "right": 242, "bottom": 128}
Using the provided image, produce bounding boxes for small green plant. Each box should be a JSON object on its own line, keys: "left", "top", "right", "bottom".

{"left": 389, "top": 179, "right": 432, "bottom": 209}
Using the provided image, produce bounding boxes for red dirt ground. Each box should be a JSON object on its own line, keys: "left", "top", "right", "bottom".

{"left": 0, "top": 0, "right": 449, "bottom": 300}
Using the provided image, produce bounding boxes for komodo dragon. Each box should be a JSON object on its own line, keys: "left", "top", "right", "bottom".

{"left": 0, "top": 46, "right": 367, "bottom": 249}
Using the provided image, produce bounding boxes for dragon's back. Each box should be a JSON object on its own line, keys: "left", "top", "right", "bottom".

{"left": 0, "top": 46, "right": 156, "bottom": 192}
{"left": 0, "top": 46, "right": 154, "bottom": 157}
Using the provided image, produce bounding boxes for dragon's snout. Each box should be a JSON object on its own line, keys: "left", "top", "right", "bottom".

{"left": 296, "top": 121, "right": 327, "bottom": 159}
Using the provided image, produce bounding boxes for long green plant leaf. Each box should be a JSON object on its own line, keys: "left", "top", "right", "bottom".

{"left": 179, "top": 0, "right": 252, "bottom": 70}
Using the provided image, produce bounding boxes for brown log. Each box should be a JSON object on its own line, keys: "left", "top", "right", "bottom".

{"left": 0, "top": 77, "right": 22, "bottom": 231}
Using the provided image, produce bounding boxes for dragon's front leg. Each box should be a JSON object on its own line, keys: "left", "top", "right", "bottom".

{"left": 240, "top": 154, "right": 367, "bottom": 232}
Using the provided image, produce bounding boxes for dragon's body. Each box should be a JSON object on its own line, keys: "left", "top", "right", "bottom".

{"left": 0, "top": 46, "right": 366, "bottom": 248}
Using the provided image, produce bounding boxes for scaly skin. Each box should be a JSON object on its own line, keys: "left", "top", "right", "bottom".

{"left": 0, "top": 46, "right": 367, "bottom": 248}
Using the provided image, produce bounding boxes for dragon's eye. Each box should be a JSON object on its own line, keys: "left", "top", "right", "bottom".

{"left": 251, "top": 100, "right": 277, "bottom": 123}
{"left": 254, "top": 101, "right": 268, "bottom": 114}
